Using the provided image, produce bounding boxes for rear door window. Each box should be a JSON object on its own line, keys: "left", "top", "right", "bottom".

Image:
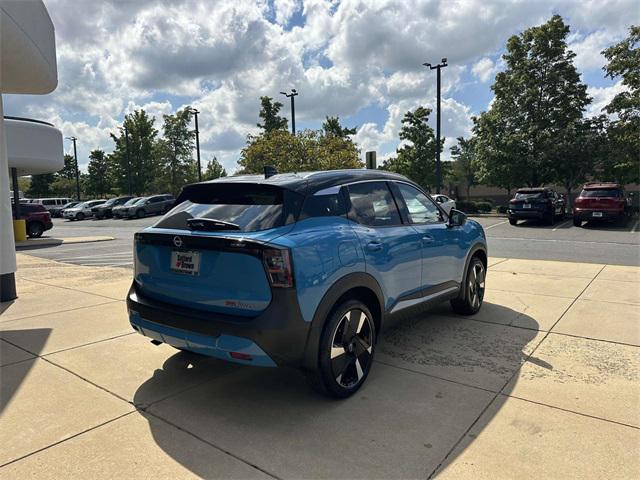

{"left": 155, "top": 184, "right": 302, "bottom": 232}
{"left": 347, "top": 182, "right": 402, "bottom": 227}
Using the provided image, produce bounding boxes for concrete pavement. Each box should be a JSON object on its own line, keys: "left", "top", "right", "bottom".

{"left": 0, "top": 254, "right": 638, "bottom": 478}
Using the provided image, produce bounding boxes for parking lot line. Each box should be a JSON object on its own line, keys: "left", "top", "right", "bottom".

{"left": 484, "top": 220, "right": 508, "bottom": 230}
{"left": 552, "top": 219, "right": 572, "bottom": 232}
{"left": 54, "top": 252, "right": 132, "bottom": 261}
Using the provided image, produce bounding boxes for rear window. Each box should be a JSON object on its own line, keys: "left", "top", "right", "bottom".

{"left": 515, "top": 191, "right": 545, "bottom": 199}
{"left": 580, "top": 189, "right": 621, "bottom": 198}
{"left": 155, "top": 184, "right": 303, "bottom": 232}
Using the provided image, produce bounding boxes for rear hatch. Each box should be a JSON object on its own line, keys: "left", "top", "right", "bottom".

{"left": 510, "top": 191, "right": 548, "bottom": 210}
{"left": 575, "top": 188, "right": 624, "bottom": 211}
{"left": 134, "top": 182, "right": 302, "bottom": 317}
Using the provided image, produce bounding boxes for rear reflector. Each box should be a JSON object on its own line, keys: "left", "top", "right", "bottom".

{"left": 230, "top": 352, "right": 253, "bottom": 361}
{"left": 263, "top": 248, "right": 294, "bottom": 288}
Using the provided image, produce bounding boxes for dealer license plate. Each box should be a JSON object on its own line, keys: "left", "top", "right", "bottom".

{"left": 170, "top": 250, "right": 201, "bottom": 276}
{"left": 592, "top": 211, "right": 603, "bottom": 217}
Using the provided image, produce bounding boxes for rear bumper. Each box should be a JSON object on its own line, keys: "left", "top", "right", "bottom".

{"left": 573, "top": 209, "right": 625, "bottom": 221}
{"left": 126, "top": 282, "right": 311, "bottom": 368}
{"left": 508, "top": 209, "right": 546, "bottom": 219}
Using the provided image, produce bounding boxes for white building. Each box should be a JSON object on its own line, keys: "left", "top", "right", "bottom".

{"left": 1, "top": 0, "right": 61, "bottom": 301}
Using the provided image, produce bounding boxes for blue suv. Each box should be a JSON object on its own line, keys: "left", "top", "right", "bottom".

{"left": 127, "top": 170, "right": 487, "bottom": 397}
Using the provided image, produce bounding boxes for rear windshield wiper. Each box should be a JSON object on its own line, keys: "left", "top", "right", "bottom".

{"left": 187, "top": 218, "right": 241, "bottom": 231}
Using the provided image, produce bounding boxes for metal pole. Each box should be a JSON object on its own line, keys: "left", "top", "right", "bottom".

{"left": 11, "top": 168, "right": 20, "bottom": 219}
{"left": 193, "top": 110, "right": 202, "bottom": 182}
{"left": 423, "top": 59, "right": 447, "bottom": 194}
{"left": 124, "top": 126, "right": 132, "bottom": 195}
{"left": 71, "top": 137, "right": 80, "bottom": 200}
{"left": 436, "top": 66, "right": 441, "bottom": 194}
{"left": 290, "top": 95, "right": 296, "bottom": 135}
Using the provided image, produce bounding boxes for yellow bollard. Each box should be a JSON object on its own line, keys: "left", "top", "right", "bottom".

{"left": 13, "top": 219, "right": 27, "bottom": 242}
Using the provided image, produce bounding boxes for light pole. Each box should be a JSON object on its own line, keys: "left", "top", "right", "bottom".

{"left": 65, "top": 136, "right": 81, "bottom": 201}
{"left": 280, "top": 89, "right": 298, "bottom": 134}
{"left": 423, "top": 58, "right": 448, "bottom": 194}
{"left": 190, "top": 108, "right": 202, "bottom": 182}
{"left": 119, "top": 126, "right": 132, "bottom": 195}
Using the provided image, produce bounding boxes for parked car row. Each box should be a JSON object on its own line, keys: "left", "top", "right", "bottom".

{"left": 55, "top": 194, "right": 175, "bottom": 221}
{"left": 505, "top": 183, "right": 633, "bottom": 227}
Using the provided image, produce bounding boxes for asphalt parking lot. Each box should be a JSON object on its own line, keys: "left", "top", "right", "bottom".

{"left": 21, "top": 214, "right": 640, "bottom": 267}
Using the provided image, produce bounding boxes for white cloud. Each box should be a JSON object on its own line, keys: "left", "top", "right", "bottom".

{"left": 273, "top": 0, "right": 301, "bottom": 26}
{"left": 586, "top": 80, "right": 627, "bottom": 118}
{"left": 471, "top": 58, "right": 497, "bottom": 83}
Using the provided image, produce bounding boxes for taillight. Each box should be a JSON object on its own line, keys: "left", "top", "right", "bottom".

{"left": 263, "top": 248, "right": 294, "bottom": 288}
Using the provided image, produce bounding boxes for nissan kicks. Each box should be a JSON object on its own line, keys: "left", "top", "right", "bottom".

{"left": 127, "top": 170, "right": 488, "bottom": 397}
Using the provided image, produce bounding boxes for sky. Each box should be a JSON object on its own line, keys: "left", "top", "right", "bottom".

{"left": 4, "top": 0, "right": 639, "bottom": 174}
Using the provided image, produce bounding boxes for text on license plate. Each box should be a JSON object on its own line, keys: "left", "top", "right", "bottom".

{"left": 592, "top": 212, "right": 603, "bottom": 217}
{"left": 523, "top": 204, "right": 531, "bottom": 209}
{"left": 171, "top": 250, "right": 201, "bottom": 275}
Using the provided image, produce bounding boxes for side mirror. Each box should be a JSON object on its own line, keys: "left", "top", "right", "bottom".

{"left": 448, "top": 209, "right": 467, "bottom": 228}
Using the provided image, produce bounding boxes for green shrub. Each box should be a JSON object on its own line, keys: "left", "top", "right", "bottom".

{"left": 456, "top": 200, "right": 479, "bottom": 213}
{"left": 497, "top": 205, "right": 508, "bottom": 214}
{"left": 476, "top": 201, "right": 492, "bottom": 213}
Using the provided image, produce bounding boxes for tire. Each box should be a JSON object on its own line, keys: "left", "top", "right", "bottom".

{"left": 308, "top": 299, "right": 376, "bottom": 398}
{"left": 573, "top": 218, "right": 581, "bottom": 227}
{"left": 509, "top": 218, "right": 517, "bottom": 226}
{"left": 27, "top": 222, "right": 44, "bottom": 238}
{"left": 136, "top": 209, "right": 145, "bottom": 219}
{"left": 547, "top": 210, "right": 555, "bottom": 225}
{"left": 451, "top": 256, "right": 486, "bottom": 315}
{"left": 76, "top": 212, "right": 85, "bottom": 221}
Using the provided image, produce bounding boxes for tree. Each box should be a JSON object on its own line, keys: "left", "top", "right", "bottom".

{"left": 203, "top": 157, "right": 227, "bottom": 180}
{"left": 26, "top": 174, "right": 55, "bottom": 197}
{"left": 322, "top": 116, "right": 357, "bottom": 138}
{"left": 476, "top": 15, "right": 590, "bottom": 188}
{"left": 552, "top": 116, "right": 607, "bottom": 208}
{"left": 156, "top": 107, "right": 197, "bottom": 195}
{"left": 57, "top": 154, "right": 77, "bottom": 180}
{"left": 86, "top": 149, "right": 113, "bottom": 197}
{"left": 601, "top": 25, "right": 640, "bottom": 184}
{"left": 472, "top": 110, "right": 525, "bottom": 196}
{"left": 110, "top": 110, "right": 158, "bottom": 195}
{"left": 237, "top": 129, "right": 362, "bottom": 174}
{"left": 450, "top": 137, "right": 477, "bottom": 200}
{"left": 381, "top": 106, "right": 440, "bottom": 190}
{"left": 257, "top": 96, "right": 288, "bottom": 132}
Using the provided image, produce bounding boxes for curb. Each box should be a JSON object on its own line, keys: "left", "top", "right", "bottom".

{"left": 15, "top": 236, "right": 115, "bottom": 249}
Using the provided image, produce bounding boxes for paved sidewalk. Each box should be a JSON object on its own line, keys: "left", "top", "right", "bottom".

{"left": 1, "top": 254, "right": 638, "bottom": 478}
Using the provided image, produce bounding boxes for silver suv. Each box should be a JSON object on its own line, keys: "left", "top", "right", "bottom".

{"left": 124, "top": 194, "right": 175, "bottom": 219}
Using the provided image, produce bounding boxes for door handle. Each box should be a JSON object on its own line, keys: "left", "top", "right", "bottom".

{"left": 422, "top": 235, "right": 434, "bottom": 243}
{"left": 366, "top": 241, "right": 383, "bottom": 252}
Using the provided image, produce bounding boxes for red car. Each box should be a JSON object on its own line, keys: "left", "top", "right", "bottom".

{"left": 11, "top": 203, "right": 53, "bottom": 238}
{"left": 573, "top": 183, "right": 632, "bottom": 227}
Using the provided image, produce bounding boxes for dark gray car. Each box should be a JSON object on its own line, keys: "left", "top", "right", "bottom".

{"left": 124, "top": 194, "right": 175, "bottom": 219}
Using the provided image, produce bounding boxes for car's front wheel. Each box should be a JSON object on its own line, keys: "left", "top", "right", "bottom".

{"left": 509, "top": 218, "right": 517, "bottom": 226}
{"left": 136, "top": 209, "right": 145, "bottom": 218}
{"left": 76, "top": 212, "right": 85, "bottom": 221}
{"left": 451, "top": 256, "right": 485, "bottom": 315}
{"left": 311, "top": 300, "right": 376, "bottom": 398}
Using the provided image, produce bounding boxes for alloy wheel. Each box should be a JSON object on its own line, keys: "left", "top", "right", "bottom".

{"left": 330, "top": 309, "right": 374, "bottom": 388}
{"left": 467, "top": 262, "right": 485, "bottom": 310}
